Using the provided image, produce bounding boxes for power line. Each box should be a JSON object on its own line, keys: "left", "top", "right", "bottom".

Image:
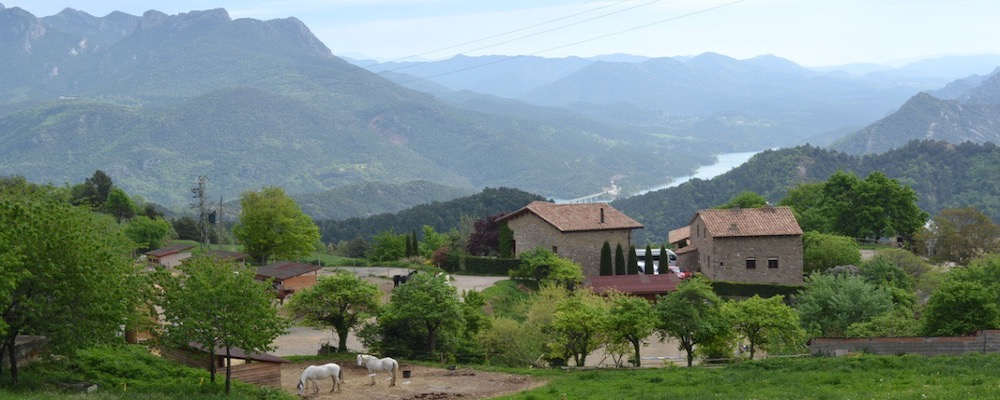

{"left": 390, "top": 0, "right": 749, "bottom": 86}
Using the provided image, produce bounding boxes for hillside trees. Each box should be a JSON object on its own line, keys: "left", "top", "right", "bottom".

{"left": 724, "top": 295, "right": 805, "bottom": 359}
{"left": 802, "top": 231, "right": 861, "bottom": 274}
{"left": 922, "top": 254, "right": 1000, "bottom": 336}
{"left": 824, "top": 171, "right": 927, "bottom": 242}
{"left": 510, "top": 248, "right": 584, "bottom": 290}
{"left": 550, "top": 290, "right": 609, "bottom": 367}
{"left": 124, "top": 215, "right": 174, "bottom": 252}
{"left": 917, "top": 207, "right": 1000, "bottom": 265}
{"left": 607, "top": 293, "right": 657, "bottom": 366}
{"left": 655, "top": 277, "right": 728, "bottom": 367}
{"left": 363, "top": 273, "right": 464, "bottom": 358}
{"left": 232, "top": 186, "right": 320, "bottom": 264}
{"left": 795, "top": 273, "right": 892, "bottom": 337}
{"left": 161, "top": 256, "right": 287, "bottom": 392}
{"left": 285, "top": 271, "right": 382, "bottom": 352}
{"left": 717, "top": 191, "right": 768, "bottom": 209}
{"left": 466, "top": 214, "right": 503, "bottom": 256}
{"left": 0, "top": 183, "right": 140, "bottom": 384}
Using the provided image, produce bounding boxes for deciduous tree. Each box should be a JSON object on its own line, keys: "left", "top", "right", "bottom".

{"left": 285, "top": 271, "right": 382, "bottom": 352}
{"left": 161, "top": 257, "right": 288, "bottom": 393}
{"left": 795, "top": 273, "right": 892, "bottom": 338}
{"left": 232, "top": 187, "right": 319, "bottom": 264}
{"left": 1, "top": 184, "right": 140, "bottom": 383}
{"left": 655, "top": 277, "right": 728, "bottom": 367}
{"left": 724, "top": 295, "right": 805, "bottom": 359}
{"left": 550, "top": 290, "right": 609, "bottom": 367}
{"left": 371, "top": 273, "right": 464, "bottom": 357}
{"left": 124, "top": 215, "right": 174, "bottom": 252}
{"left": 607, "top": 293, "right": 657, "bottom": 366}
{"left": 803, "top": 231, "right": 861, "bottom": 274}
{"left": 918, "top": 207, "right": 1000, "bottom": 265}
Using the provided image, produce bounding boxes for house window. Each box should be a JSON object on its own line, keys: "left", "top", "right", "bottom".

{"left": 745, "top": 258, "right": 756, "bottom": 269}
{"left": 552, "top": 246, "right": 558, "bottom": 254}
{"left": 768, "top": 258, "right": 779, "bottom": 269}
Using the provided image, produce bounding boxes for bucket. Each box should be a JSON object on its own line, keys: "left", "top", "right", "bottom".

{"left": 402, "top": 370, "right": 412, "bottom": 378}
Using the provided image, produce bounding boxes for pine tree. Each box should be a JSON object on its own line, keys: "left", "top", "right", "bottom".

{"left": 405, "top": 234, "right": 413, "bottom": 257}
{"left": 627, "top": 245, "right": 639, "bottom": 275}
{"left": 600, "top": 241, "right": 613, "bottom": 276}
{"left": 615, "top": 243, "right": 626, "bottom": 275}
{"left": 645, "top": 244, "right": 655, "bottom": 274}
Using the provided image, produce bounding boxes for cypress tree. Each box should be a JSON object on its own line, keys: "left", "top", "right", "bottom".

{"left": 644, "top": 244, "right": 655, "bottom": 274}
{"left": 614, "top": 243, "right": 626, "bottom": 275}
{"left": 659, "top": 244, "right": 668, "bottom": 274}
{"left": 405, "top": 234, "right": 413, "bottom": 257}
{"left": 411, "top": 229, "right": 419, "bottom": 257}
{"left": 627, "top": 245, "right": 639, "bottom": 275}
{"left": 600, "top": 241, "right": 613, "bottom": 276}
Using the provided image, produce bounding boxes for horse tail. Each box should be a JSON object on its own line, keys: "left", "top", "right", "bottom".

{"left": 392, "top": 359, "right": 399, "bottom": 384}
{"left": 338, "top": 365, "right": 344, "bottom": 383}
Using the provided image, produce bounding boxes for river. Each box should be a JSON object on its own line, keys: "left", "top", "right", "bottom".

{"left": 629, "top": 150, "right": 761, "bottom": 197}
{"left": 554, "top": 150, "right": 761, "bottom": 203}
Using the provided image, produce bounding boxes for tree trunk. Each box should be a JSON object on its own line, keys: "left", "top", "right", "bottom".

{"left": 225, "top": 346, "right": 232, "bottom": 394}
{"left": 336, "top": 328, "right": 349, "bottom": 352}
{"left": 5, "top": 335, "right": 17, "bottom": 384}
{"left": 427, "top": 324, "right": 438, "bottom": 354}
{"left": 632, "top": 338, "right": 642, "bottom": 367}
{"left": 209, "top": 346, "right": 217, "bottom": 383}
{"left": 684, "top": 342, "right": 695, "bottom": 367}
{"left": 749, "top": 343, "right": 756, "bottom": 360}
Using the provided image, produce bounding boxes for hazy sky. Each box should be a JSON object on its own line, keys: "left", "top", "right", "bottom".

{"left": 4, "top": 0, "right": 1000, "bottom": 67}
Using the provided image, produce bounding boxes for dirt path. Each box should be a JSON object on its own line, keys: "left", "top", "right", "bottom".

{"left": 281, "top": 359, "right": 544, "bottom": 399}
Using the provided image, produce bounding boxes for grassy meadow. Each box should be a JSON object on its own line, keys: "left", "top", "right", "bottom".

{"left": 494, "top": 353, "right": 1000, "bottom": 400}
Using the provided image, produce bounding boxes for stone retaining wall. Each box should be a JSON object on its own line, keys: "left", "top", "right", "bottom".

{"left": 811, "top": 330, "right": 1000, "bottom": 356}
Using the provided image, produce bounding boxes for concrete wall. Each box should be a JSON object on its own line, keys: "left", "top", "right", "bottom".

{"left": 811, "top": 330, "right": 1000, "bottom": 356}
{"left": 1, "top": 336, "right": 48, "bottom": 369}
{"left": 507, "top": 214, "right": 633, "bottom": 277}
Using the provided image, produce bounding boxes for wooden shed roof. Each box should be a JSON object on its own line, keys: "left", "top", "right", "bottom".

{"left": 694, "top": 206, "right": 803, "bottom": 238}
{"left": 256, "top": 261, "right": 322, "bottom": 281}
{"left": 187, "top": 342, "right": 288, "bottom": 363}
{"left": 145, "top": 243, "right": 196, "bottom": 257}
{"left": 497, "top": 201, "right": 643, "bottom": 232}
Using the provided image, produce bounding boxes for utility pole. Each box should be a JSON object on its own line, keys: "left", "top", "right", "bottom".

{"left": 191, "top": 176, "right": 209, "bottom": 249}
{"left": 217, "top": 195, "right": 224, "bottom": 250}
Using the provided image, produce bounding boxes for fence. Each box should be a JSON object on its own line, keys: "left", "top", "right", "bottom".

{"left": 810, "top": 330, "right": 1000, "bottom": 356}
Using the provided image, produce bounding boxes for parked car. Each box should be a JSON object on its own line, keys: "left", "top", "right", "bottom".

{"left": 636, "top": 248, "right": 678, "bottom": 274}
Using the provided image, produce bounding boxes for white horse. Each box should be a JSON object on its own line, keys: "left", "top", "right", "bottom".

{"left": 357, "top": 354, "right": 399, "bottom": 387}
{"left": 297, "top": 363, "right": 343, "bottom": 395}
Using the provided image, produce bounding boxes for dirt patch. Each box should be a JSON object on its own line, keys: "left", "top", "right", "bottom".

{"left": 282, "top": 360, "right": 544, "bottom": 399}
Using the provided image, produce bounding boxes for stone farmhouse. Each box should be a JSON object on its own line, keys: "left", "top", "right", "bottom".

{"left": 497, "top": 201, "right": 643, "bottom": 277}
{"left": 680, "top": 206, "right": 804, "bottom": 285}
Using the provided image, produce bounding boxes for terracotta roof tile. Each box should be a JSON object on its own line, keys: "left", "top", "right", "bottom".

{"left": 586, "top": 274, "right": 681, "bottom": 296}
{"left": 668, "top": 226, "right": 690, "bottom": 243}
{"left": 498, "top": 201, "right": 642, "bottom": 232}
{"left": 696, "top": 206, "right": 802, "bottom": 237}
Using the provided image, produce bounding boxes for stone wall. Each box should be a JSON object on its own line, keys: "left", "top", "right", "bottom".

{"left": 811, "top": 330, "right": 1000, "bottom": 356}
{"left": 710, "top": 236, "right": 803, "bottom": 285}
{"left": 507, "top": 214, "right": 633, "bottom": 277}
{"left": 1, "top": 335, "right": 48, "bottom": 369}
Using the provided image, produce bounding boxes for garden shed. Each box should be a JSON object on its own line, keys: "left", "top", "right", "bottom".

{"left": 255, "top": 261, "right": 323, "bottom": 293}
{"left": 162, "top": 343, "right": 289, "bottom": 387}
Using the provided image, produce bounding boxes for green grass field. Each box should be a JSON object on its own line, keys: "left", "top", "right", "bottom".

{"left": 495, "top": 353, "right": 1000, "bottom": 400}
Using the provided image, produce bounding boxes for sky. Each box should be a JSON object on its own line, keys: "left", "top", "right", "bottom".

{"left": 4, "top": 0, "right": 1000, "bottom": 67}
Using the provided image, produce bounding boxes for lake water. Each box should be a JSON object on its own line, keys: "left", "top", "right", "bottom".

{"left": 630, "top": 150, "right": 761, "bottom": 197}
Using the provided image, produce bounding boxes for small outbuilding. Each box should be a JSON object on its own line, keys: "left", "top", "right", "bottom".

{"left": 145, "top": 243, "right": 195, "bottom": 268}
{"left": 255, "top": 261, "right": 323, "bottom": 293}
{"left": 162, "top": 343, "right": 289, "bottom": 387}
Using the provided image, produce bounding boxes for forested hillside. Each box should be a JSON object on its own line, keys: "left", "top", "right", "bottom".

{"left": 0, "top": 6, "right": 698, "bottom": 207}
{"left": 614, "top": 141, "right": 1000, "bottom": 243}
{"left": 292, "top": 180, "right": 473, "bottom": 220}
{"left": 317, "top": 187, "right": 545, "bottom": 243}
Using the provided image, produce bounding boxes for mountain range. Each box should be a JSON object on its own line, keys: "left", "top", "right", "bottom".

{"left": 0, "top": 5, "right": 712, "bottom": 207}
{"left": 831, "top": 68, "right": 1000, "bottom": 155}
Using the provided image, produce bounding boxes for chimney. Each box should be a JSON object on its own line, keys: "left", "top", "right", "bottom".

{"left": 600, "top": 207, "right": 605, "bottom": 224}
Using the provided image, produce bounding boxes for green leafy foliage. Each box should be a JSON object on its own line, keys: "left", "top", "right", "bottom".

{"left": 802, "top": 231, "right": 861, "bottom": 274}
{"left": 124, "top": 216, "right": 174, "bottom": 252}
{"left": 160, "top": 257, "right": 288, "bottom": 392}
{"left": 509, "top": 248, "right": 584, "bottom": 290}
{"left": 922, "top": 254, "right": 1000, "bottom": 336}
{"left": 367, "top": 229, "right": 408, "bottom": 262}
{"left": 614, "top": 243, "right": 625, "bottom": 275}
{"left": 606, "top": 293, "right": 657, "bottom": 366}
{"left": 655, "top": 277, "right": 728, "bottom": 367}
{"left": 599, "top": 242, "right": 613, "bottom": 276}
{"left": 794, "top": 273, "right": 893, "bottom": 338}
{"left": 318, "top": 187, "right": 544, "bottom": 243}
{"left": 0, "top": 182, "right": 139, "bottom": 383}
{"left": 917, "top": 206, "right": 1000, "bottom": 265}
{"left": 285, "top": 271, "right": 382, "bottom": 352}
{"left": 550, "top": 290, "right": 609, "bottom": 367}
{"left": 232, "top": 186, "right": 320, "bottom": 264}
{"left": 723, "top": 295, "right": 806, "bottom": 359}
{"left": 363, "top": 272, "right": 464, "bottom": 358}
{"left": 715, "top": 191, "right": 768, "bottom": 209}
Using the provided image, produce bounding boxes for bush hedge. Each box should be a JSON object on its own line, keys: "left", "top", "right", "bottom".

{"left": 709, "top": 280, "right": 803, "bottom": 299}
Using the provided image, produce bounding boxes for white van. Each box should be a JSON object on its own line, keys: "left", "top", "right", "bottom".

{"left": 635, "top": 247, "right": 678, "bottom": 274}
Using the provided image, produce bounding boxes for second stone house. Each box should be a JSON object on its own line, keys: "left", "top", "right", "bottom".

{"left": 497, "top": 201, "right": 643, "bottom": 277}
{"left": 680, "top": 206, "right": 804, "bottom": 285}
